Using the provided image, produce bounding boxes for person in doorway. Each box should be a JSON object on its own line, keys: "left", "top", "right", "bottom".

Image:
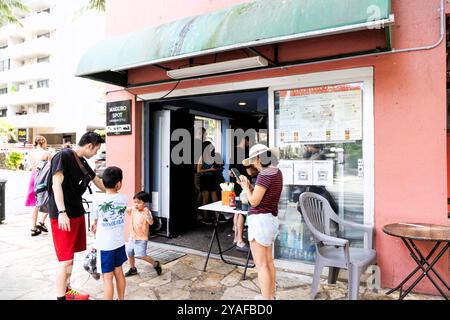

{"left": 124, "top": 191, "right": 162, "bottom": 277}
{"left": 193, "top": 127, "right": 211, "bottom": 216}
{"left": 232, "top": 163, "right": 259, "bottom": 252}
{"left": 228, "top": 135, "right": 250, "bottom": 196}
{"left": 237, "top": 144, "right": 283, "bottom": 300}
{"left": 91, "top": 166, "right": 128, "bottom": 300}
{"left": 228, "top": 134, "right": 251, "bottom": 250}
{"left": 197, "top": 142, "right": 220, "bottom": 224}
{"left": 213, "top": 150, "right": 229, "bottom": 223}
{"left": 26, "top": 136, "right": 52, "bottom": 236}
{"left": 48, "top": 131, "right": 106, "bottom": 300}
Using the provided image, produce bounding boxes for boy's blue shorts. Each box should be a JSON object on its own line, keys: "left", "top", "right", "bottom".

{"left": 98, "top": 245, "right": 127, "bottom": 273}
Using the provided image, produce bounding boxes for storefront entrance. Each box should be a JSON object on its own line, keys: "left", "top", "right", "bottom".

{"left": 142, "top": 67, "right": 374, "bottom": 266}
{"left": 143, "top": 89, "right": 268, "bottom": 258}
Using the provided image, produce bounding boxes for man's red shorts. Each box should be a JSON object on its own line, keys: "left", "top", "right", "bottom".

{"left": 50, "top": 215, "right": 86, "bottom": 262}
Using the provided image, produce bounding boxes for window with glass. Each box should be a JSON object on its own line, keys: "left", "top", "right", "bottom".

{"left": 0, "top": 109, "right": 6, "bottom": 117}
{"left": 0, "top": 59, "right": 10, "bottom": 72}
{"left": 37, "top": 56, "right": 50, "bottom": 63}
{"left": 37, "top": 80, "right": 49, "bottom": 88}
{"left": 36, "top": 8, "right": 50, "bottom": 14}
{"left": 194, "top": 116, "right": 221, "bottom": 153}
{"left": 37, "top": 103, "right": 49, "bottom": 113}
{"left": 273, "top": 83, "right": 366, "bottom": 263}
{"left": 0, "top": 88, "right": 7, "bottom": 95}
{"left": 37, "top": 32, "right": 50, "bottom": 39}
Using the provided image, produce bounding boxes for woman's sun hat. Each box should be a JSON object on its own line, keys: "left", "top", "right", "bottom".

{"left": 242, "top": 144, "right": 279, "bottom": 166}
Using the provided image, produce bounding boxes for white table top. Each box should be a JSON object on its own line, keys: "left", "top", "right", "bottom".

{"left": 198, "top": 201, "right": 248, "bottom": 215}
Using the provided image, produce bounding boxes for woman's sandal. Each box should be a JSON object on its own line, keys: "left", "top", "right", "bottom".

{"left": 37, "top": 222, "right": 48, "bottom": 232}
{"left": 31, "top": 228, "right": 41, "bottom": 237}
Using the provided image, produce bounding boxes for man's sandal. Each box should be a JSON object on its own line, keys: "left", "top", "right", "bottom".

{"left": 31, "top": 228, "right": 41, "bottom": 236}
{"left": 37, "top": 222, "right": 48, "bottom": 232}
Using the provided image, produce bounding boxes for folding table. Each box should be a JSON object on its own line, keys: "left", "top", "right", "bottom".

{"left": 198, "top": 201, "right": 255, "bottom": 280}
{"left": 383, "top": 223, "right": 450, "bottom": 300}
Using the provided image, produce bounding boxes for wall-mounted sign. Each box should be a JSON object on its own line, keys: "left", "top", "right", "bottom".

{"left": 17, "top": 128, "right": 27, "bottom": 143}
{"left": 106, "top": 100, "right": 131, "bottom": 136}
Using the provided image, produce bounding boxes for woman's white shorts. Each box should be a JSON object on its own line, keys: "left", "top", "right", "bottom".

{"left": 247, "top": 213, "right": 279, "bottom": 247}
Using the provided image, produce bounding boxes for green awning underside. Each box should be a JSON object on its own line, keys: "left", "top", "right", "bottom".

{"left": 76, "top": 0, "right": 393, "bottom": 86}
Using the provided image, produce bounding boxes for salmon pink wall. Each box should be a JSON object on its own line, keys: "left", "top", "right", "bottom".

{"left": 106, "top": 90, "right": 142, "bottom": 240}
{"left": 106, "top": 0, "right": 254, "bottom": 37}
{"left": 447, "top": 133, "right": 450, "bottom": 213}
{"left": 105, "top": 0, "right": 449, "bottom": 294}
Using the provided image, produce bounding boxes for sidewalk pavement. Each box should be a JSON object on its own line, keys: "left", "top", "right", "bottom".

{"left": 0, "top": 214, "right": 444, "bottom": 300}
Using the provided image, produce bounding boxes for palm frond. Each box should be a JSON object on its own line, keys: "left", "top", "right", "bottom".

{"left": 0, "top": 0, "right": 30, "bottom": 27}
{"left": 73, "top": 0, "right": 105, "bottom": 21}
{"left": 88, "top": 0, "right": 105, "bottom": 12}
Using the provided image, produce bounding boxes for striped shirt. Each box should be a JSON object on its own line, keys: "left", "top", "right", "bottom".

{"left": 249, "top": 167, "right": 283, "bottom": 216}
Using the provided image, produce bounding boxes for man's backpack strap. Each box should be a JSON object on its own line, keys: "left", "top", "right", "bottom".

{"left": 71, "top": 150, "right": 93, "bottom": 194}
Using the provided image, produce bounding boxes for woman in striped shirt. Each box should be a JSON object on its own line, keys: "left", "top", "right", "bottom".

{"left": 238, "top": 144, "right": 283, "bottom": 300}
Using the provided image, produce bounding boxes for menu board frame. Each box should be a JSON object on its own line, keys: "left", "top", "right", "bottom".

{"left": 276, "top": 83, "right": 363, "bottom": 144}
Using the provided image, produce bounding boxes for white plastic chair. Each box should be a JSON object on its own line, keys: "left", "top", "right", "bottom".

{"left": 298, "top": 192, "right": 376, "bottom": 300}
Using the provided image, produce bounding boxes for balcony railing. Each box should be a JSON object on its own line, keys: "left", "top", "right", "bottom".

{"left": 0, "top": 24, "right": 26, "bottom": 43}
{"left": 0, "top": 87, "right": 54, "bottom": 106}
{"left": 0, "top": 62, "right": 52, "bottom": 85}
{"left": 22, "top": 11, "right": 55, "bottom": 34}
{"left": 7, "top": 37, "right": 53, "bottom": 60}
{"left": 5, "top": 111, "right": 55, "bottom": 128}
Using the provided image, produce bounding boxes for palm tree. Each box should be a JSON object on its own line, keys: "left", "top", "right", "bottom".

{"left": 0, "top": 119, "right": 15, "bottom": 142}
{"left": 87, "top": 0, "right": 105, "bottom": 12}
{"left": 0, "top": 0, "right": 29, "bottom": 27}
{"left": 74, "top": 0, "right": 105, "bottom": 20}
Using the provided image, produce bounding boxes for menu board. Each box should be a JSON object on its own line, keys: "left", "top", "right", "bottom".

{"left": 277, "top": 83, "right": 363, "bottom": 143}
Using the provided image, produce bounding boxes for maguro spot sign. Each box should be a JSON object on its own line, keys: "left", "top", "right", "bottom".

{"left": 106, "top": 100, "right": 132, "bottom": 135}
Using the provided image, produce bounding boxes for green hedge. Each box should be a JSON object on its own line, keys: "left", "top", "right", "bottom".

{"left": 6, "top": 151, "right": 24, "bottom": 170}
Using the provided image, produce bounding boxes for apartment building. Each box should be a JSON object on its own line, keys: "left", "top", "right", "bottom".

{"left": 0, "top": 0, "right": 106, "bottom": 146}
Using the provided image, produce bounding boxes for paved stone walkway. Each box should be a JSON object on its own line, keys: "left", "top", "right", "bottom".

{"left": 0, "top": 214, "right": 443, "bottom": 300}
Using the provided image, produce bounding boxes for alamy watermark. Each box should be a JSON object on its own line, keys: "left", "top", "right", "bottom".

{"left": 170, "top": 128, "right": 266, "bottom": 165}
{"left": 365, "top": 265, "right": 381, "bottom": 292}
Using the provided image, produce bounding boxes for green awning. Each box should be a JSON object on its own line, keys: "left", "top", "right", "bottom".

{"left": 76, "top": 0, "right": 393, "bottom": 86}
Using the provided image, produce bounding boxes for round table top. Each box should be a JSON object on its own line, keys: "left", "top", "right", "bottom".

{"left": 383, "top": 223, "right": 450, "bottom": 241}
